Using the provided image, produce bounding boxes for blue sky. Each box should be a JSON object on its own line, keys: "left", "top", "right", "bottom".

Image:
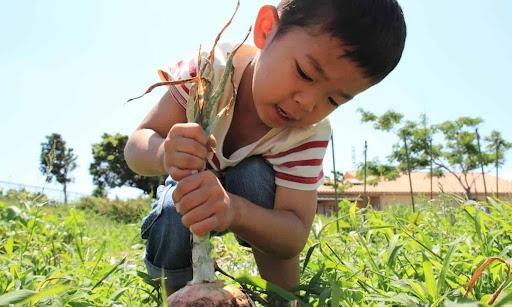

{"left": 1, "top": 1, "right": 511, "bottom": 197}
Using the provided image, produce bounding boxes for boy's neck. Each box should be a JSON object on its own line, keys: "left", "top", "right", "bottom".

{"left": 222, "top": 56, "right": 271, "bottom": 158}
{"left": 235, "top": 57, "right": 269, "bottom": 130}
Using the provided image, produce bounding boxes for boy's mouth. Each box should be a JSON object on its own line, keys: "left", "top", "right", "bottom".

{"left": 276, "top": 105, "right": 293, "bottom": 121}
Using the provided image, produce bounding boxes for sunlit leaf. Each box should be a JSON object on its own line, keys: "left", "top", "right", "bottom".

{"left": 423, "top": 255, "right": 437, "bottom": 301}
{"left": 0, "top": 289, "right": 36, "bottom": 305}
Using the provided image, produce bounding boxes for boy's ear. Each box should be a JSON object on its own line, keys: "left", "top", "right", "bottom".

{"left": 253, "top": 5, "right": 279, "bottom": 49}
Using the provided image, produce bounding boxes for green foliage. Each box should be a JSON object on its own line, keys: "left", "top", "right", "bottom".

{"left": 0, "top": 200, "right": 156, "bottom": 306}
{"left": 434, "top": 117, "right": 488, "bottom": 175}
{"left": 485, "top": 131, "right": 512, "bottom": 167}
{"left": 89, "top": 133, "right": 163, "bottom": 197}
{"left": 324, "top": 171, "right": 350, "bottom": 192}
{"left": 358, "top": 109, "right": 437, "bottom": 173}
{"left": 359, "top": 109, "right": 403, "bottom": 132}
{"left": 40, "top": 133, "right": 77, "bottom": 203}
{"left": 2, "top": 197, "right": 511, "bottom": 306}
{"left": 74, "top": 196, "right": 151, "bottom": 223}
{"left": 292, "top": 198, "right": 512, "bottom": 306}
{"left": 1, "top": 188, "right": 49, "bottom": 205}
{"left": 356, "top": 159, "right": 400, "bottom": 186}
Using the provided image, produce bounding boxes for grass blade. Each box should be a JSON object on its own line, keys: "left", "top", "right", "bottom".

{"left": 302, "top": 243, "right": 320, "bottom": 273}
{"left": 137, "top": 270, "right": 158, "bottom": 286}
{"left": 349, "top": 203, "right": 357, "bottom": 229}
{"left": 91, "top": 257, "right": 127, "bottom": 290}
{"left": 236, "top": 274, "right": 304, "bottom": 304}
{"left": 28, "top": 285, "right": 72, "bottom": 305}
{"left": 494, "top": 289, "right": 512, "bottom": 307}
{"left": 160, "top": 268, "right": 168, "bottom": 307}
{"left": 423, "top": 255, "right": 437, "bottom": 301}
{"left": 387, "top": 243, "right": 404, "bottom": 271}
{"left": 395, "top": 219, "right": 443, "bottom": 261}
{"left": 4, "top": 236, "right": 14, "bottom": 258}
{"left": 462, "top": 207, "right": 487, "bottom": 256}
{"left": 406, "top": 279, "right": 429, "bottom": 303}
{"left": 110, "top": 286, "right": 130, "bottom": 301}
{"left": 330, "top": 277, "right": 342, "bottom": 307}
{"left": 437, "top": 244, "right": 456, "bottom": 296}
{"left": 305, "top": 265, "right": 325, "bottom": 297}
{"left": 0, "top": 289, "right": 36, "bottom": 305}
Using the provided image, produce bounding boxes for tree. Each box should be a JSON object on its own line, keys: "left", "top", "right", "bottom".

{"left": 358, "top": 109, "right": 511, "bottom": 199}
{"left": 89, "top": 133, "right": 163, "bottom": 197}
{"left": 485, "top": 131, "right": 512, "bottom": 195}
{"left": 358, "top": 109, "right": 436, "bottom": 210}
{"left": 359, "top": 110, "right": 439, "bottom": 172}
{"left": 433, "top": 117, "right": 495, "bottom": 198}
{"left": 40, "top": 133, "right": 77, "bottom": 204}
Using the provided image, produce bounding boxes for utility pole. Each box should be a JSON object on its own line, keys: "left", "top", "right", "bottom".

{"left": 364, "top": 140, "right": 368, "bottom": 207}
{"left": 475, "top": 128, "right": 488, "bottom": 200}
{"left": 496, "top": 140, "right": 500, "bottom": 196}
{"left": 351, "top": 146, "right": 357, "bottom": 170}
{"left": 403, "top": 134, "right": 415, "bottom": 212}
{"left": 331, "top": 133, "right": 339, "bottom": 232}
{"left": 430, "top": 137, "right": 433, "bottom": 201}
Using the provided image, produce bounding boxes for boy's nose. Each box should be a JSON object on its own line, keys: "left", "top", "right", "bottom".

{"left": 293, "top": 92, "right": 316, "bottom": 113}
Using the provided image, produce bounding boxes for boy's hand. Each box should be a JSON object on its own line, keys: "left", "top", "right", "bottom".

{"left": 172, "top": 170, "right": 235, "bottom": 236}
{"left": 163, "top": 123, "right": 216, "bottom": 181}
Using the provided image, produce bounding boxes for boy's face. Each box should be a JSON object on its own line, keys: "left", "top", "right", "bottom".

{"left": 251, "top": 25, "right": 372, "bottom": 128}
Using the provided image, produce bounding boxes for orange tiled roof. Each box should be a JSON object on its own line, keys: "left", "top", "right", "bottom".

{"left": 318, "top": 171, "right": 512, "bottom": 195}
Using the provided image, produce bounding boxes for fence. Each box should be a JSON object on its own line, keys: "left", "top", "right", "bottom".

{"left": 0, "top": 180, "right": 89, "bottom": 203}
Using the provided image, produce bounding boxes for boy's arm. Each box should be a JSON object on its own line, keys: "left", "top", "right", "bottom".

{"left": 172, "top": 167, "right": 318, "bottom": 259}
{"left": 230, "top": 186, "right": 317, "bottom": 259}
{"left": 124, "top": 90, "right": 188, "bottom": 176}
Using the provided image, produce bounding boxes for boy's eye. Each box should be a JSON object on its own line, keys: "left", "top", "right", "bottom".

{"left": 328, "top": 97, "right": 340, "bottom": 108}
{"left": 295, "top": 62, "right": 313, "bottom": 82}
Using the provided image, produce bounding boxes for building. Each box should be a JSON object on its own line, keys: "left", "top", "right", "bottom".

{"left": 317, "top": 171, "right": 512, "bottom": 214}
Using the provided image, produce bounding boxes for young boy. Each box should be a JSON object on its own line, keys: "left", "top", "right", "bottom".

{"left": 125, "top": 0, "right": 406, "bottom": 294}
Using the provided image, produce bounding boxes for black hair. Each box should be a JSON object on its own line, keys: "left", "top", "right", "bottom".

{"left": 275, "top": 0, "right": 407, "bottom": 84}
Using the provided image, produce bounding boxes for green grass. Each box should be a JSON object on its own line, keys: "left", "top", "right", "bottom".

{"left": 0, "top": 193, "right": 511, "bottom": 306}
{"left": 295, "top": 199, "right": 512, "bottom": 306}
{"left": 0, "top": 198, "right": 155, "bottom": 306}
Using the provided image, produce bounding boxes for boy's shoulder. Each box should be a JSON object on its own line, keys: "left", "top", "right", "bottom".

{"left": 156, "top": 42, "right": 256, "bottom": 110}
{"left": 158, "top": 41, "right": 256, "bottom": 78}
{"left": 212, "top": 42, "right": 257, "bottom": 87}
{"left": 214, "top": 42, "right": 257, "bottom": 63}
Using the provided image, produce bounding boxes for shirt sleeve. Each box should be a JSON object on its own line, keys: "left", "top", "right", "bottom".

{"left": 157, "top": 57, "right": 197, "bottom": 110}
{"left": 263, "top": 120, "right": 332, "bottom": 191}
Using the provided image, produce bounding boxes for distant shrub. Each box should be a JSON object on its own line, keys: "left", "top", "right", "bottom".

{"left": 75, "top": 196, "right": 152, "bottom": 223}
{"left": 1, "top": 188, "right": 49, "bottom": 205}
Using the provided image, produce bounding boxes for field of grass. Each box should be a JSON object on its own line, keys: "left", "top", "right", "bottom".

{"left": 0, "top": 191, "right": 511, "bottom": 306}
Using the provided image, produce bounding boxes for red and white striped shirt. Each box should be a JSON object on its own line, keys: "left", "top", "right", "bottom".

{"left": 157, "top": 42, "right": 331, "bottom": 190}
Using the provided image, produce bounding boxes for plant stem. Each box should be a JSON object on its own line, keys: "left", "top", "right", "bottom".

{"left": 191, "top": 234, "right": 216, "bottom": 284}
